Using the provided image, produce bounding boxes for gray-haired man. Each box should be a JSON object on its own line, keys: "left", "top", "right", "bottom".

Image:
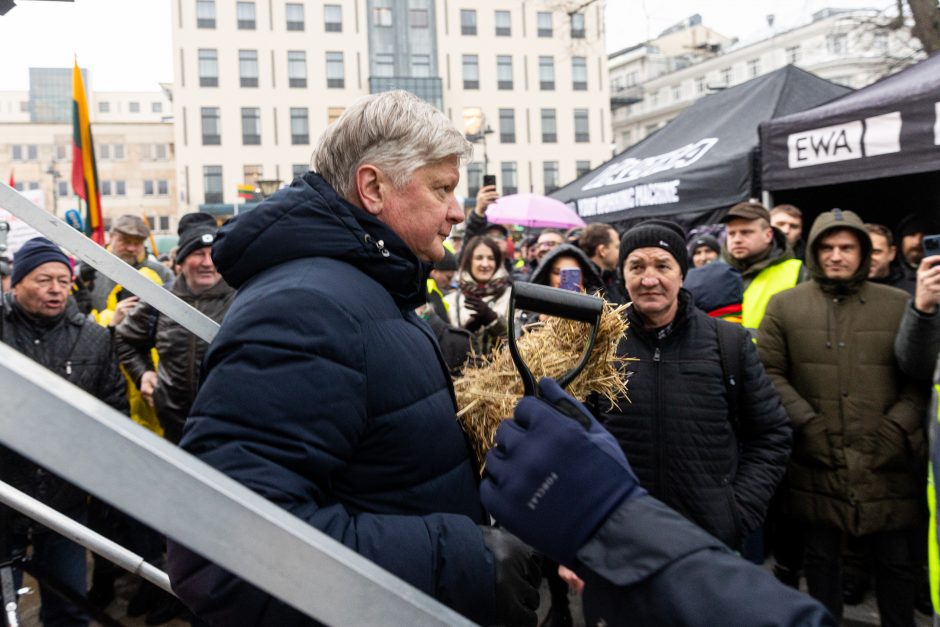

{"left": 167, "top": 91, "right": 542, "bottom": 625}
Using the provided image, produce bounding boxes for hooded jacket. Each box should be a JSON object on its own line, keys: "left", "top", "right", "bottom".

{"left": 758, "top": 210, "right": 927, "bottom": 534}
{"left": 528, "top": 244, "right": 604, "bottom": 294}
{"left": 166, "top": 173, "right": 495, "bottom": 625}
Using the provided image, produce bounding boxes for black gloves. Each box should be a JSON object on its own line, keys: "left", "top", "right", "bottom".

{"left": 479, "top": 526, "right": 542, "bottom": 627}
{"left": 464, "top": 295, "right": 498, "bottom": 332}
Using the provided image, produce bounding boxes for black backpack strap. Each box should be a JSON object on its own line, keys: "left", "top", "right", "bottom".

{"left": 715, "top": 318, "right": 742, "bottom": 435}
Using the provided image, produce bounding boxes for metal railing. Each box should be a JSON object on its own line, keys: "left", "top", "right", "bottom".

{"left": 0, "top": 184, "right": 475, "bottom": 626}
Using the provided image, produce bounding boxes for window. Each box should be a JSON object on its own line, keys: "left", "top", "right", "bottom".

{"left": 288, "top": 51, "right": 307, "bottom": 88}
{"left": 323, "top": 4, "right": 341, "bottom": 31}
{"left": 243, "top": 165, "right": 263, "bottom": 188}
{"left": 786, "top": 46, "right": 800, "bottom": 64}
{"left": 152, "top": 102, "right": 163, "bottom": 113}
{"left": 375, "top": 53, "right": 394, "bottom": 78}
{"left": 129, "top": 101, "right": 140, "bottom": 113}
{"left": 411, "top": 54, "right": 431, "bottom": 78}
{"left": 113, "top": 144, "right": 125, "bottom": 160}
{"left": 543, "top": 161, "right": 559, "bottom": 194}
{"left": 144, "top": 180, "right": 155, "bottom": 196}
{"left": 158, "top": 180, "right": 168, "bottom": 196}
{"left": 292, "top": 163, "right": 308, "bottom": 178}
{"left": 99, "top": 101, "right": 110, "bottom": 113}
{"left": 574, "top": 109, "right": 589, "bottom": 143}
{"left": 55, "top": 144, "right": 67, "bottom": 160}
{"left": 196, "top": 0, "right": 215, "bottom": 28}
{"left": 373, "top": 6, "right": 392, "bottom": 27}
{"left": 201, "top": 107, "right": 221, "bottom": 145}
{"left": 236, "top": 2, "right": 256, "bottom": 29}
{"left": 621, "top": 130, "right": 632, "bottom": 146}
{"left": 115, "top": 181, "right": 126, "bottom": 196}
{"left": 101, "top": 181, "right": 112, "bottom": 196}
{"left": 199, "top": 49, "right": 219, "bottom": 87}
{"left": 19, "top": 101, "right": 28, "bottom": 112}
{"left": 410, "top": 9, "right": 429, "bottom": 28}
{"left": 497, "top": 55, "right": 513, "bottom": 90}
{"left": 873, "top": 32, "right": 888, "bottom": 50}
{"left": 748, "top": 58, "right": 760, "bottom": 77}
{"left": 695, "top": 76, "right": 706, "bottom": 93}
{"left": 241, "top": 107, "right": 261, "bottom": 144}
{"left": 572, "top": 57, "right": 587, "bottom": 90}
{"left": 154, "top": 144, "right": 168, "bottom": 160}
{"left": 570, "top": 12, "right": 585, "bottom": 38}
{"left": 539, "top": 56, "right": 555, "bottom": 90}
{"left": 462, "top": 55, "right": 479, "bottom": 89}
{"left": 146, "top": 216, "right": 156, "bottom": 230}
{"left": 460, "top": 9, "right": 476, "bottom": 35}
{"left": 672, "top": 85, "right": 681, "bottom": 100}
{"left": 203, "top": 165, "right": 223, "bottom": 204}
{"left": 26, "top": 145, "right": 37, "bottom": 160}
{"left": 541, "top": 108, "right": 557, "bottom": 143}
{"left": 27, "top": 181, "right": 39, "bottom": 191}
{"left": 57, "top": 181, "right": 68, "bottom": 197}
{"left": 326, "top": 52, "right": 345, "bottom": 88}
{"left": 576, "top": 160, "right": 591, "bottom": 178}
{"left": 828, "top": 34, "right": 848, "bottom": 55}
{"left": 650, "top": 91, "right": 658, "bottom": 107}
{"left": 327, "top": 107, "right": 345, "bottom": 123}
{"left": 100, "top": 144, "right": 111, "bottom": 160}
{"left": 290, "top": 107, "right": 309, "bottom": 144}
{"left": 494, "top": 10, "right": 511, "bottom": 36}
{"left": 158, "top": 215, "right": 170, "bottom": 231}
{"left": 720, "top": 67, "right": 732, "bottom": 85}
{"left": 499, "top": 108, "right": 515, "bottom": 143}
{"left": 537, "top": 12, "right": 552, "bottom": 37}
{"left": 500, "top": 162, "right": 517, "bottom": 195}
{"left": 286, "top": 3, "right": 305, "bottom": 30}
{"left": 467, "top": 162, "right": 482, "bottom": 199}
{"left": 10, "top": 145, "right": 21, "bottom": 160}
{"left": 239, "top": 50, "right": 259, "bottom": 87}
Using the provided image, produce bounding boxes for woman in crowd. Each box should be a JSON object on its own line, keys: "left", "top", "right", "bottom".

{"left": 444, "top": 236, "right": 512, "bottom": 355}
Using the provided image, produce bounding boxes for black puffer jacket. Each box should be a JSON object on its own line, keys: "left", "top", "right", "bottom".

{"left": 600, "top": 291, "right": 791, "bottom": 548}
{"left": 115, "top": 275, "right": 234, "bottom": 442}
{"left": 0, "top": 295, "right": 127, "bottom": 519}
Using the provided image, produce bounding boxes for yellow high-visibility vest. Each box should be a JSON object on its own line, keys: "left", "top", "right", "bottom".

{"left": 742, "top": 259, "right": 802, "bottom": 330}
{"left": 426, "top": 278, "right": 448, "bottom": 313}
{"left": 929, "top": 382, "right": 940, "bottom": 612}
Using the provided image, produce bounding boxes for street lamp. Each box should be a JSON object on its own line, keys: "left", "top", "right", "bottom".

{"left": 466, "top": 122, "right": 495, "bottom": 174}
{"left": 45, "top": 159, "right": 61, "bottom": 216}
{"left": 256, "top": 179, "right": 283, "bottom": 199}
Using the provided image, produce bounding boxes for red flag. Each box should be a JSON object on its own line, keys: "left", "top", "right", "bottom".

{"left": 71, "top": 61, "right": 104, "bottom": 245}
{"left": 7, "top": 170, "right": 13, "bottom": 188}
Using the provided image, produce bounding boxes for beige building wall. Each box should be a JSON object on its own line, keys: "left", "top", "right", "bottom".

{"left": 171, "top": 0, "right": 611, "bottom": 212}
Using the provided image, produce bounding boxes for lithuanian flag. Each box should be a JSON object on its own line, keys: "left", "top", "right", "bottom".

{"left": 71, "top": 61, "right": 104, "bottom": 245}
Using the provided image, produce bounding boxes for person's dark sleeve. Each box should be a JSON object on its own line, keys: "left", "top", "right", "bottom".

{"left": 730, "top": 329, "right": 792, "bottom": 533}
{"left": 894, "top": 300, "right": 940, "bottom": 380}
{"left": 464, "top": 209, "right": 488, "bottom": 240}
{"left": 96, "top": 336, "right": 129, "bottom": 415}
{"left": 114, "top": 302, "right": 157, "bottom": 386}
{"left": 166, "top": 288, "right": 495, "bottom": 626}
{"left": 575, "top": 497, "right": 834, "bottom": 627}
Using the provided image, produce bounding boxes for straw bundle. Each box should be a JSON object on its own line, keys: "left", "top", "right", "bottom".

{"left": 454, "top": 303, "right": 634, "bottom": 470}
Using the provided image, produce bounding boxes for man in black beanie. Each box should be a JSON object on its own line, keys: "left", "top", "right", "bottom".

{"left": 0, "top": 236, "right": 127, "bottom": 626}
{"left": 571, "top": 220, "right": 791, "bottom": 596}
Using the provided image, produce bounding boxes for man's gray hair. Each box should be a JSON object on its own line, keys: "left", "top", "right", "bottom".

{"left": 311, "top": 90, "right": 473, "bottom": 199}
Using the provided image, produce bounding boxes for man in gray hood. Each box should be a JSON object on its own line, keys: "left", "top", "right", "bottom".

{"left": 758, "top": 209, "right": 926, "bottom": 625}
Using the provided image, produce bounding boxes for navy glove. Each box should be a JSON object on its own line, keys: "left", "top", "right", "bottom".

{"left": 480, "top": 378, "right": 646, "bottom": 566}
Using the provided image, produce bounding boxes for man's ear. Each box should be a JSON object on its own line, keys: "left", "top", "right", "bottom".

{"left": 763, "top": 227, "right": 774, "bottom": 244}
{"left": 355, "top": 164, "right": 385, "bottom": 216}
{"left": 888, "top": 245, "right": 897, "bottom": 262}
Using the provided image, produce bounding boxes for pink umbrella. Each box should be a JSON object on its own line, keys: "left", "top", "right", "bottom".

{"left": 484, "top": 193, "right": 585, "bottom": 229}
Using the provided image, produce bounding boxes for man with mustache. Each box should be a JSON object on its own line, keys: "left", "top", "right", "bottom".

{"left": 758, "top": 209, "right": 927, "bottom": 624}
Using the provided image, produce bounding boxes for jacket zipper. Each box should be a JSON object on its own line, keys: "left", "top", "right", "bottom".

{"left": 652, "top": 346, "right": 665, "bottom": 500}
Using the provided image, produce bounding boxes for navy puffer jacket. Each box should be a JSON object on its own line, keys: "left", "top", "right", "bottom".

{"left": 167, "top": 173, "right": 495, "bottom": 625}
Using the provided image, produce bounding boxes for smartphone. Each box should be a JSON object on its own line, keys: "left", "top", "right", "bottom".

{"left": 923, "top": 233, "right": 940, "bottom": 257}
{"left": 559, "top": 267, "right": 581, "bottom": 292}
{"left": 482, "top": 174, "right": 497, "bottom": 188}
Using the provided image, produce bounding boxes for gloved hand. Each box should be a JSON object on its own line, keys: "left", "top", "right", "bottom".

{"left": 481, "top": 378, "right": 646, "bottom": 566}
{"left": 464, "top": 295, "right": 498, "bottom": 327}
{"left": 479, "top": 526, "right": 542, "bottom": 627}
{"left": 464, "top": 314, "right": 485, "bottom": 333}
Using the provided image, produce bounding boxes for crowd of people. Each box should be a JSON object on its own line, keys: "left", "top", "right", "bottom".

{"left": 0, "top": 89, "right": 939, "bottom": 627}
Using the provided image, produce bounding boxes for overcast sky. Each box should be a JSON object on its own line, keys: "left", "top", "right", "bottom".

{"left": 0, "top": 0, "right": 893, "bottom": 92}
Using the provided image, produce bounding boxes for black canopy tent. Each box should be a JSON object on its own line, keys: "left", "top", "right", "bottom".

{"left": 759, "top": 53, "right": 940, "bottom": 229}
{"left": 551, "top": 65, "right": 849, "bottom": 231}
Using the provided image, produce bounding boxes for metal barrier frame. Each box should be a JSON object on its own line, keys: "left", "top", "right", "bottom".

{"left": 0, "top": 184, "right": 476, "bottom": 626}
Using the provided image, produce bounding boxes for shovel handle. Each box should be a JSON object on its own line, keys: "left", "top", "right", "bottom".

{"left": 511, "top": 282, "right": 603, "bottom": 322}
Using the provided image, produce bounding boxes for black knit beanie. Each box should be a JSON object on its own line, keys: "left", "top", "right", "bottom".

{"left": 176, "top": 213, "right": 219, "bottom": 264}
{"left": 12, "top": 237, "right": 72, "bottom": 287}
{"left": 618, "top": 220, "right": 689, "bottom": 277}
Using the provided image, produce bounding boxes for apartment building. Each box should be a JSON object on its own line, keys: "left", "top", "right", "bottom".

{"left": 171, "top": 0, "right": 611, "bottom": 215}
{"left": 0, "top": 68, "right": 177, "bottom": 233}
{"left": 610, "top": 9, "right": 920, "bottom": 152}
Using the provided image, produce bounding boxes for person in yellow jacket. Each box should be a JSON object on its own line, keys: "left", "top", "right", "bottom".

{"left": 720, "top": 202, "right": 804, "bottom": 335}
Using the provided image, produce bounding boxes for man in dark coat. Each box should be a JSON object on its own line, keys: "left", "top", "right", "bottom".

{"left": 758, "top": 209, "right": 927, "bottom": 624}
{"left": 600, "top": 220, "right": 791, "bottom": 551}
{"left": 579, "top": 223, "right": 626, "bottom": 303}
{"left": 0, "top": 237, "right": 127, "bottom": 626}
{"left": 166, "top": 91, "right": 541, "bottom": 626}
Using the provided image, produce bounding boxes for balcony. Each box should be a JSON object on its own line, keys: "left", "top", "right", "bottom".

{"left": 611, "top": 84, "right": 643, "bottom": 107}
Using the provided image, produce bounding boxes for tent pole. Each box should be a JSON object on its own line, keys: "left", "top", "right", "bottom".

{"left": 762, "top": 190, "right": 774, "bottom": 208}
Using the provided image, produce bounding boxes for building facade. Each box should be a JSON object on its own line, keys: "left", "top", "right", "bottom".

{"left": 609, "top": 9, "right": 921, "bottom": 152}
{"left": 170, "top": 0, "right": 611, "bottom": 214}
{"left": 0, "top": 73, "right": 177, "bottom": 234}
